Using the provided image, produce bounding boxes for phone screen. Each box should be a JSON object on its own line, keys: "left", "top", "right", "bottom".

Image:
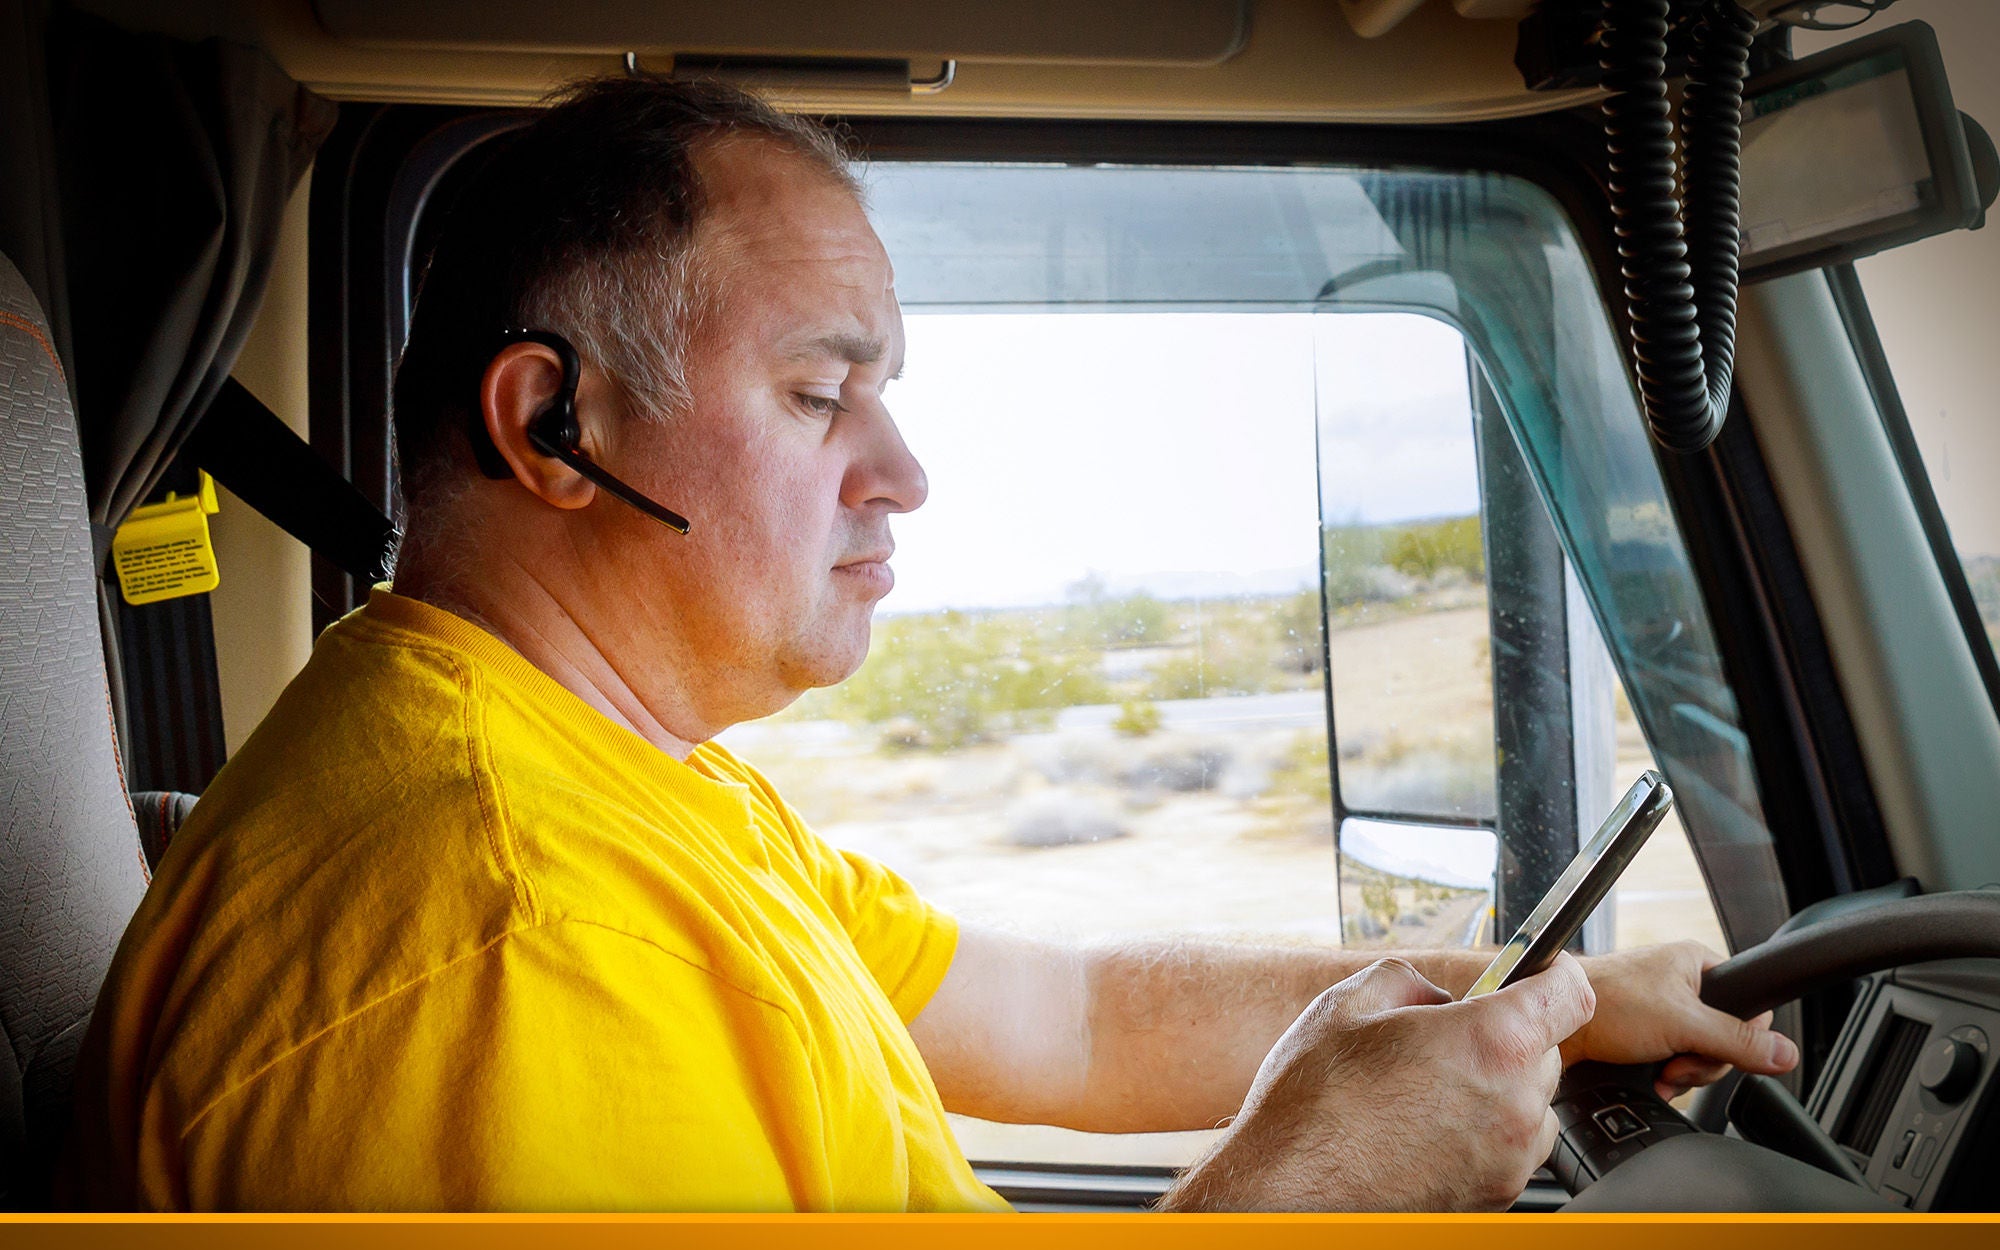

{"left": 1463, "top": 771, "right": 1674, "bottom": 998}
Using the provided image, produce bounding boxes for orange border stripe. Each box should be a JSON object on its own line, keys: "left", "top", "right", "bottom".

{"left": 3, "top": 1213, "right": 1997, "bottom": 1250}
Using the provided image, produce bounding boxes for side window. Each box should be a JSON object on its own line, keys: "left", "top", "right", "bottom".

{"left": 735, "top": 311, "right": 1342, "bottom": 951}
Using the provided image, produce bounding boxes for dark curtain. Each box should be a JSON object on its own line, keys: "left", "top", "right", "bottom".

{"left": 0, "top": 0, "right": 335, "bottom": 780}
{"left": 0, "top": 0, "right": 70, "bottom": 370}
{"left": 42, "top": 2, "right": 336, "bottom": 533}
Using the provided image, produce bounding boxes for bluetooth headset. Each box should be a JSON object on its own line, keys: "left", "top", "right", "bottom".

{"left": 468, "top": 328, "right": 692, "bottom": 535}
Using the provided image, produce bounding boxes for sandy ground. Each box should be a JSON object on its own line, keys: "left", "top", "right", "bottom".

{"left": 720, "top": 605, "right": 1730, "bottom": 1168}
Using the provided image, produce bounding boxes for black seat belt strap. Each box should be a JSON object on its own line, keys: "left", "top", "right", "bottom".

{"left": 186, "top": 378, "right": 396, "bottom": 584}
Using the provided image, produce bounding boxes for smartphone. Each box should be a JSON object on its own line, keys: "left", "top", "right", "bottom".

{"left": 1462, "top": 770, "right": 1674, "bottom": 998}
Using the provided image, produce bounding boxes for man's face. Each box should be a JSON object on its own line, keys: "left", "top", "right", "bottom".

{"left": 588, "top": 136, "right": 924, "bottom": 730}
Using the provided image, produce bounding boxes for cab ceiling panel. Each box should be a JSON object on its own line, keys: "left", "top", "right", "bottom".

{"left": 310, "top": 0, "right": 1251, "bottom": 67}
{"left": 240, "top": 0, "right": 1566, "bottom": 122}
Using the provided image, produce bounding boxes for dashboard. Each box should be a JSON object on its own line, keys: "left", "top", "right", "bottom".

{"left": 1808, "top": 960, "right": 2000, "bottom": 1210}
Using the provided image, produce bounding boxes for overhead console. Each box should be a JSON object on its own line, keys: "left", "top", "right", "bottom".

{"left": 1810, "top": 961, "right": 2000, "bottom": 1210}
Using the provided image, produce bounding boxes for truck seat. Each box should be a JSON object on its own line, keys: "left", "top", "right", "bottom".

{"left": 0, "top": 251, "right": 150, "bottom": 1207}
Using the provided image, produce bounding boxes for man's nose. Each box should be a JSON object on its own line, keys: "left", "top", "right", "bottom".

{"left": 844, "top": 406, "right": 928, "bottom": 515}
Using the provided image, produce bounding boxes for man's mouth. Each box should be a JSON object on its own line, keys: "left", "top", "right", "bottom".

{"left": 833, "top": 549, "right": 896, "bottom": 596}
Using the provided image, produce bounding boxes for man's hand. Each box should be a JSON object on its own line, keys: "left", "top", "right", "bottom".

{"left": 1162, "top": 954, "right": 1595, "bottom": 1212}
{"left": 1568, "top": 941, "right": 1798, "bottom": 1099}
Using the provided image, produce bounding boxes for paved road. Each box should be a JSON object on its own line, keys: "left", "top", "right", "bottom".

{"left": 1460, "top": 890, "right": 1495, "bottom": 947}
{"left": 1054, "top": 690, "right": 1325, "bottom": 734}
{"left": 722, "top": 689, "right": 1329, "bottom": 754}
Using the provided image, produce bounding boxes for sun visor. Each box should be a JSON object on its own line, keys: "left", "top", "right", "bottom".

{"left": 311, "top": 0, "right": 1251, "bottom": 68}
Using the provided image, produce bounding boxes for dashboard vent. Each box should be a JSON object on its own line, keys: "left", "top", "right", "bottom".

{"left": 1836, "top": 1014, "right": 1930, "bottom": 1154}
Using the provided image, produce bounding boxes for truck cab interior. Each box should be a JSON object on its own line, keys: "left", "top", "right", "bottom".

{"left": 4, "top": 0, "right": 2000, "bottom": 1214}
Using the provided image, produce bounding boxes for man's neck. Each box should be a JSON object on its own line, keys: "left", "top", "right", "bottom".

{"left": 393, "top": 548, "right": 707, "bottom": 761}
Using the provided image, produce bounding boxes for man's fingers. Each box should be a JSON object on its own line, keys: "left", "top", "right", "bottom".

{"left": 1677, "top": 1001, "right": 1799, "bottom": 1074}
{"left": 1480, "top": 953, "right": 1597, "bottom": 1054}
{"left": 1657, "top": 1054, "right": 1731, "bottom": 1098}
{"left": 1537, "top": 1038, "right": 1565, "bottom": 1098}
{"left": 1324, "top": 957, "right": 1454, "bottom": 1019}
{"left": 1533, "top": 1107, "right": 1562, "bottom": 1174}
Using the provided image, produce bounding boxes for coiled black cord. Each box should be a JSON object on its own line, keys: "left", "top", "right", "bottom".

{"left": 1601, "top": 0, "right": 1758, "bottom": 454}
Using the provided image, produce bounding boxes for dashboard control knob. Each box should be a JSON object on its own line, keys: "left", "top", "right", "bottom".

{"left": 1917, "top": 1037, "right": 1981, "bottom": 1104}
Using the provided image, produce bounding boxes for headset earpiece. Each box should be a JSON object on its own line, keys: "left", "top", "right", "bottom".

{"left": 479, "top": 327, "right": 693, "bottom": 535}
{"left": 526, "top": 402, "right": 582, "bottom": 462}
{"left": 499, "top": 327, "right": 584, "bottom": 459}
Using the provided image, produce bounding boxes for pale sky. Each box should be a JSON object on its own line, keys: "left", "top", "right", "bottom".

{"left": 880, "top": 311, "right": 1477, "bottom": 614}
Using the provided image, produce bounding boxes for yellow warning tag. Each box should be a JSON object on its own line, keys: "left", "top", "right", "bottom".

{"left": 112, "top": 472, "right": 221, "bottom": 606}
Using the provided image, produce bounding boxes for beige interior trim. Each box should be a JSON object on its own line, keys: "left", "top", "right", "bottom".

{"left": 224, "top": 0, "right": 1593, "bottom": 123}
{"left": 1340, "top": 0, "right": 1433, "bottom": 39}
{"left": 1737, "top": 272, "right": 2000, "bottom": 893}
{"left": 210, "top": 170, "right": 316, "bottom": 757}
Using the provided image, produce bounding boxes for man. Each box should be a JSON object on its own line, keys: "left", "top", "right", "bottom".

{"left": 67, "top": 76, "right": 1796, "bottom": 1212}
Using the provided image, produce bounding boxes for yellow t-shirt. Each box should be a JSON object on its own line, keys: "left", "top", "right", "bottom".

{"left": 67, "top": 589, "right": 1007, "bottom": 1212}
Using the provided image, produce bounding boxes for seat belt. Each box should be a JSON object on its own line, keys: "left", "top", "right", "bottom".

{"left": 185, "top": 378, "right": 397, "bottom": 583}
{"left": 94, "top": 382, "right": 391, "bottom": 793}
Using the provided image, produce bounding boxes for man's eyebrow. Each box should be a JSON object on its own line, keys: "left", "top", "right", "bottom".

{"left": 786, "top": 332, "right": 887, "bottom": 367}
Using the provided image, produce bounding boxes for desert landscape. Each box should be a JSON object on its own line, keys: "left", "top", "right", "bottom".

{"left": 718, "top": 529, "right": 1728, "bottom": 1168}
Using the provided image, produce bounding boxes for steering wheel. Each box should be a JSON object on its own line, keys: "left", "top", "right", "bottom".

{"left": 1550, "top": 890, "right": 2000, "bottom": 1212}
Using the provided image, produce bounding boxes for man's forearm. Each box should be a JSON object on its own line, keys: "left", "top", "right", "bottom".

{"left": 1069, "top": 940, "right": 1492, "bottom": 1135}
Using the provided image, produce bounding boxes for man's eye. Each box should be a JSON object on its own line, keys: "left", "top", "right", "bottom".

{"left": 797, "top": 393, "right": 845, "bottom": 417}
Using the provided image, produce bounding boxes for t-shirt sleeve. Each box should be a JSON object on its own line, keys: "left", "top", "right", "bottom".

{"left": 170, "top": 921, "right": 826, "bottom": 1212}
{"left": 701, "top": 747, "right": 960, "bottom": 1025}
{"left": 793, "top": 831, "right": 960, "bottom": 1024}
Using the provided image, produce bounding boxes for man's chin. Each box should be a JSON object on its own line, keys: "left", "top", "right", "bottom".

{"left": 785, "top": 621, "right": 875, "bottom": 694}
{"left": 820, "top": 636, "right": 873, "bottom": 688}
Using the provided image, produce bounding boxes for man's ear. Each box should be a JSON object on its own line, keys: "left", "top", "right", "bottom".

{"left": 479, "top": 342, "right": 596, "bottom": 511}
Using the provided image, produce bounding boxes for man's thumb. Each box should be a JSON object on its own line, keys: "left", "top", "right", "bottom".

{"left": 1319, "top": 957, "right": 1454, "bottom": 1020}
{"left": 1481, "top": 951, "right": 1597, "bottom": 1051}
